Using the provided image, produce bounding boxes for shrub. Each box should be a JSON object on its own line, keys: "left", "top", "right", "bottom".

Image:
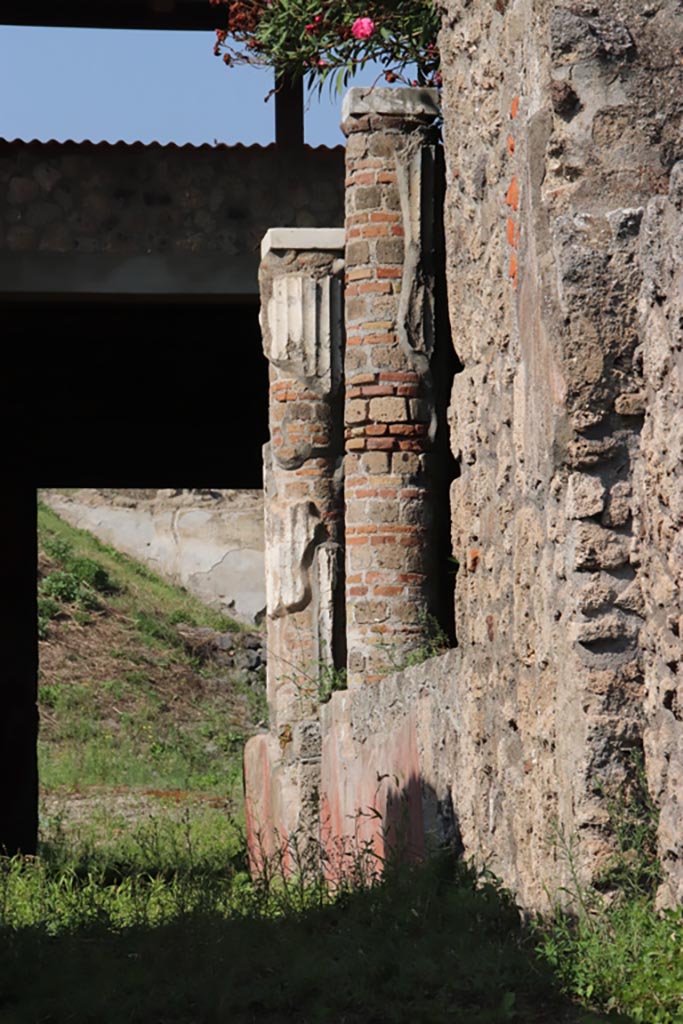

{"left": 37, "top": 596, "right": 62, "bottom": 639}
{"left": 65, "top": 557, "right": 115, "bottom": 595}
{"left": 212, "top": 0, "right": 441, "bottom": 92}
{"left": 41, "top": 571, "right": 81, "bottom": 604}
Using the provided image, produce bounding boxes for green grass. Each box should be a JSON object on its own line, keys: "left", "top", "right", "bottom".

{"left": 534, "top": 765, "right": 683, "bottom": 1023}
{"left": 37, "top": 501, "right": 265, "bottom": 810}
{"left": 0, "top": 823, "right": 601, "bottom": 1024}
{"left": 38, "top": 501, "right": 242, "bottom": 636}
{"left": 538, "top": 895, "right": 683, "bottom": 1023}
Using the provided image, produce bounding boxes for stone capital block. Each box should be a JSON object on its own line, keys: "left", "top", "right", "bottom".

{"left": 261, "top": 227, "right": 345, "bottom": 259}
{"left": 342, "top": 87, "right": 441, "bottom": 124}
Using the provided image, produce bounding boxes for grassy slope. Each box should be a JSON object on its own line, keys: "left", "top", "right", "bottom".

{"left": 37, "top": 501, "right": 266, "bottom": 831}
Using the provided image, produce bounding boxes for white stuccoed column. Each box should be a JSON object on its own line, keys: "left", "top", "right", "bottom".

{"left": 244, "top": 227, "right": 345, "bottom": 865}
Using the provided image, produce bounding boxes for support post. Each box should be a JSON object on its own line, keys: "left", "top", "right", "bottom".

{"left": 275, "top": 76, "right": 304, "bottom": 149}
{"left": 244, "top": 227, "right": 345, "bottom": 864}
{"left": 341, "top": 87, "right": 441, "bottom": 686}
{"left": 0, "top": 477, "right": 38, "bottom": 855}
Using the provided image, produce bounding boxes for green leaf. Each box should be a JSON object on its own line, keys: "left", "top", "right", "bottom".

{"left": 335, "top": 66, "right": 346, "bottom": 95}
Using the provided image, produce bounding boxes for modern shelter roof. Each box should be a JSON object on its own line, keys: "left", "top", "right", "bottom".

{"left": 1, "top": 0, "right": 217, "bottom": 31}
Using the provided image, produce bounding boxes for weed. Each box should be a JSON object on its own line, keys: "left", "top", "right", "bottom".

{"left": 133, "top": 611, "right": 181, "bottom": 647}
{"left": 37, "top": 596, "right": 61, "bottom": 621}
{"left": 123, "top": 670, "right": 149, "bottom": 687}
{"left": 536, "top": 757, "right": 683, "bottom": 1022}
{"left": 266, "top": 630, "right": 347, "bottom": 706}
{"left": 42, "top": 535, "right": 74, "bottom": 563}
{"left": 39, "top": 683, "right": 90, "bottom": 713}
{"left": 100, "top": 679, "right": 126, "bottom": 700}
{"left": 39, "top": 684, "right": 63, "bottom": 709}
{"left": 377, "top": 612, "right": 451, "bottom": 672}
{"left": 37, "top": 596, "right": 62, "bottom": 639}
{"left": 40, "top": 567, "right": 105, "bottom": 621}
{"left": 66, "top": 556, "right": 117, "bottom": 595}
{"left": 318, "top": 662, "right": 347, "bottom": 703}
{"left": 41, "top": 527, "right": 117, "bottom": 602}
{"left": 595, "top": 751, "right": 661, "bottom": 899}
{"left": 168, "top": 609, "right": 197, "bottom": 627}
{"left": 41, "top": 570, "right": 81, "bottom": 603}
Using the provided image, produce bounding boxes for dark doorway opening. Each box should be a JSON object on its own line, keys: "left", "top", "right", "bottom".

{"left": 5, "top": 299, "right": 267, "bottom": 488}
{"left": 1, "top": 298, "right": 267, "bottom": 855}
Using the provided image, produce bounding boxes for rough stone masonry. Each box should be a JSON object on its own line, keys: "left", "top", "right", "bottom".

{"left": 246, "top": 0, "right": 683, "bottom": 911}
{"left": 436, "top": 0, "right": 683, "bottom": 908}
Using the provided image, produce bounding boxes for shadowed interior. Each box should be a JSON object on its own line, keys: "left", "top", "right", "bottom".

{"left": 1, "top": 298, "right": 267, "bottom": 855}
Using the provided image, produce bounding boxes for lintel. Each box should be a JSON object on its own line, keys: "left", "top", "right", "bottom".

{"left": 261, "top": 228, "right": 345, "bottom": 260}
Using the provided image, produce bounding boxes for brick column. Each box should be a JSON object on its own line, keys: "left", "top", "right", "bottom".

{"left": 259, "top": 228, "right": 346, "bottom": 727}
{"left": 342, "top": 87, "right": 441, "bottom": 687}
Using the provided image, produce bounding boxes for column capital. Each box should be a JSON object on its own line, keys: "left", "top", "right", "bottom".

{"left": 341, "top": 87, "right": 440, "bottom": 135}
{"left": 261, "top": 227, "right": 345, "bottom": 260}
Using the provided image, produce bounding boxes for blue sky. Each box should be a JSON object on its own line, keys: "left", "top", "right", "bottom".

{"left": 0, "top": 26, "right": 386, "bottom": 148}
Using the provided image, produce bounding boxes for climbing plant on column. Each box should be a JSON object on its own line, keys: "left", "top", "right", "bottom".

{"left": 211, "top": 0, "right": 441, "bottom": 93}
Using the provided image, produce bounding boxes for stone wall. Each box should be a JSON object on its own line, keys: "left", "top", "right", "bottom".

{"left": 0, "top": 140, "right": 344, "bottom": 294}
{"left": 437, "top": 0, "right": 683, "bottom": 904}
{"left": 636, "top": 165, "right": 683, "bottom": 905}
{"left": 245, "top": 2, "right": 683, "bottom": 910}
{"left": 43, "top": 489, "right": 266, "bottom": 624}
{"left": 320, "top": 653, "right": 459, "bottom": 867}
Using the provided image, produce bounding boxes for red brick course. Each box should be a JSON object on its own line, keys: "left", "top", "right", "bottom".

{"left": 342, "top": 100, "right": 439, "bottom": 687}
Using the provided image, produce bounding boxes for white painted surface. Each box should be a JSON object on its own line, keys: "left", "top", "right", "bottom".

{"left": 42, "top": 490, "right": 266, "bottom": 624}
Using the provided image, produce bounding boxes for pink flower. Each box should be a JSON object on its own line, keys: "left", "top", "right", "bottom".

{"left": 351, "top": 16, "right": 375, "bottom": 40}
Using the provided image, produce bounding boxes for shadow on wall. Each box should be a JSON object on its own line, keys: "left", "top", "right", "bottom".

{"left": 316, "top": 770, "right": 460, "bottom": 877}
